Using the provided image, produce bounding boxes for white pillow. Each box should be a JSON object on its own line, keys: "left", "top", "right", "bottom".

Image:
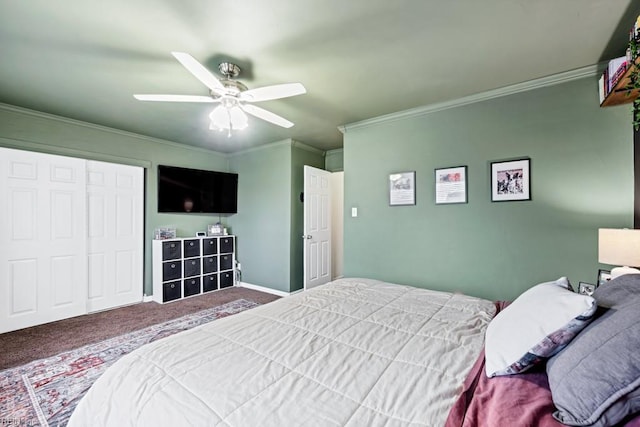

{"left": 485, "top": 277, "right": 597, "bottom": 377}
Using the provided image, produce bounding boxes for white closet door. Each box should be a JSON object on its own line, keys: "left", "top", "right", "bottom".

{"left": 86, "top": 160, "right": 144, "bottom": 312}
{"left": 0, "top": 147, "right": 87, "bottom": 333}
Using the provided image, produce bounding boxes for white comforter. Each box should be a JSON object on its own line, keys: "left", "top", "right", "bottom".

{"left": 69, "top": 278, "right": 495, "bottom": 426}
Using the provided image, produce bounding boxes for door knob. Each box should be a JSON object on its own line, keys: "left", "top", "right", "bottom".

{"left": 302, "top": 235, "right": 312, "bottom": 239}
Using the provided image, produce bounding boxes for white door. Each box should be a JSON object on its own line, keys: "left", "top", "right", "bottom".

{"left": 87, "top": 160, "right": 144, "bottom": 312}
{"left": 0, "top": 147, "right": 88, "bottom": 333}
{"left": 303, "top": 166, "right": 332, "bottom": 290}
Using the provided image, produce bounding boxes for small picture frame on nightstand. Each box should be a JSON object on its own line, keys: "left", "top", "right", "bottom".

{"left": 578, "top": 282, "right": 596, "bottom": 296}
{"left": 597, "top": 269, "right": 612, "bottom": 287}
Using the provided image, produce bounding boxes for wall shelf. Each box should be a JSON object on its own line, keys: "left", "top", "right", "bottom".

{"left": 601, "top": 57, "right": 640, "bottom": 107}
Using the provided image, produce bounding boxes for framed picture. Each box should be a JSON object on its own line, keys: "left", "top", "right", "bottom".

{"left": 578, "top": 282, "right": 596, "bottom": 296}
{"left": 389, "top": 171, "right": 416, "bottom": 206}
{"left": 491, "top": 158, "right": 531, "bottom": 202}
{"left": 597, "top": 269, "right": 612, "bottom": 287}
{"left": 435, "top": 166, "right": 467, "bottom": 204}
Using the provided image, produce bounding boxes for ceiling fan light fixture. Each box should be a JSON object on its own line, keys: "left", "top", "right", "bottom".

{"left": 228, "top": 106, "right": 248, "bottom": 129}
{"left": 209, "top": 105, "right": 248, "bottom": 137}
{"left": 136, "top": 52, "right": 305, "bottom": 133}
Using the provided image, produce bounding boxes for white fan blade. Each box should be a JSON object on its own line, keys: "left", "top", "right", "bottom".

{"left": 241, "top": 104, "right": 294, "bottom": 128}
{"left": 171, "top": 51, "right": 226, "bottom": 94}
{"left": 134, "top": 94, "right": 216, "bottom": 103}
{"left": 240, "top": 83, "right": 306, "bottom": 102}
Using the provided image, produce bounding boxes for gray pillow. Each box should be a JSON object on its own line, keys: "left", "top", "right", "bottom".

{"left": 546, "top": 274, "right": 640, "bottom": 427}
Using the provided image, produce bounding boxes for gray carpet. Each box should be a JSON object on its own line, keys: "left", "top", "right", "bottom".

{"left": 0, "top": 287, "right": 280, "bottom": 370}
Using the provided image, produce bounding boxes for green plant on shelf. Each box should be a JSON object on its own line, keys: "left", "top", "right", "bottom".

{"left": 625, "top": 33, "right": 640, "bottom": 130}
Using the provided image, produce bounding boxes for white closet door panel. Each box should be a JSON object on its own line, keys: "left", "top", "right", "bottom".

{"left": 51, "top": 190, "right": 76, "bottom": 239}
{"left": 0, "top": 147, "right": 87, "bottom": 333}
{"left": 116, "top": 194, "right": 134, "bottom": 237}
{"left": 115, "top": 250, "right": 134, "bottom": 294}
{"left": 10, "top": 188, "right": 36, "bottom": 240}
{"left": 88, "top": 194, "right": 106, "bottom": 238}
{"left": 51, "top": 255, "right": 75, "bottom": 306}
{"left": 9, "top": 259, "right": 38, "bottom": 315}
{"left": 87, "top": 160, "right": 143, "bottom": 312}
{"left": 88, "top": 253, "right": 106, "bottom": 299}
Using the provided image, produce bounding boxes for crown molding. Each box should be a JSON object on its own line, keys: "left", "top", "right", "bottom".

{"left": 291, "top": 139, "right": 325, "bottom": 156}
{"left": 0, "top": 136, "right": 152, "bottom": 168}
{"left": 0, "top": 102, "right": 228, "bottom": 158}
{"left": 226, "top": 138, "right": 293, "bottom": 157}
{"left": 227, "top": 138, "right": 325, "bottom": 157}
{"left": 338, "top": 64, "right": 600, "bottom": 134}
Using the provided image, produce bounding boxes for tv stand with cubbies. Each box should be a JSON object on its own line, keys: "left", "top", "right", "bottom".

{"left": 152, "top": 235, "right": 236, "bottom": 304}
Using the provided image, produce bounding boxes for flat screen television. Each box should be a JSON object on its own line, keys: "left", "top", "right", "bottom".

{"left": 157, "top": 165, "right": 238, "bottom": 214}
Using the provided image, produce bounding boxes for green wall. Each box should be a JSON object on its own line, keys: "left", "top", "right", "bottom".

{"left": 342, "top": 76, "right": 633, "bottom": 301}
{"left": 228, "top": 140, "right": 324, "bottom": 293}
{"left": 325, "top": 149, "right": 344, "bottom": 172}
{"left": 227, "top": 141, "right": 292, "bottom": 292}
{"left": 0, "top": 104, "right": 229, "bottom": 296}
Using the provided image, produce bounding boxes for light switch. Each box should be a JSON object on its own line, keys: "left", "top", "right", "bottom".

{"left": 351, "top": 207, "right": 358, "bottom": 217}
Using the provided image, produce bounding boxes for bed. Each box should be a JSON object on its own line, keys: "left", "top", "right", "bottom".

{"left": 68, "top": 276, "right": 640, "bottom": 426}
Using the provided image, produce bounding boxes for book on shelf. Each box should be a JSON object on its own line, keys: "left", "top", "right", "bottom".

{"left": 599, "top": 56, "right": 629, "bottom": 104}
{"left": 609, "top": 57, "right": 628, "bottom": 87}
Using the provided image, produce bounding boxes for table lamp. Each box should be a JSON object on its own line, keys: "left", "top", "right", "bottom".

{"left": 598, "top": 228, "right": 640, "bottom": 279}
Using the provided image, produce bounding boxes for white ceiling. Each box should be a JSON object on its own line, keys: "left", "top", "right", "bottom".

{"left": 0, "top": 0, "right": 637, "bottom": 153}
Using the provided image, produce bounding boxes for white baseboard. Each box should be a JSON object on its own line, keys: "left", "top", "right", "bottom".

{"left": 143, "top": 295, "right": 153, "bottom": 303}
{"left": 237, "top": 281, "right": 294, "bottom": 297}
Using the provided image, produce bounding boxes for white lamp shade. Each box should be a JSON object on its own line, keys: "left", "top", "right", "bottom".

{"left": 228, "top": 106, "right": 248, "bottom": 129}
{"left": 209, "top": 105, "right": 248, "bottom": 131}
{"left": 598, "top": 228, "right": 640, "bottom": 271}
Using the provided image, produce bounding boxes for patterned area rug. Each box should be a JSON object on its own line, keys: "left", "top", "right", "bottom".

{"left": 0, "top": 299, "right": 259, "bottom": 427}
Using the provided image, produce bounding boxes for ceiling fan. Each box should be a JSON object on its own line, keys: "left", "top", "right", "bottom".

{"left": 134, "top": 52, "right": 306, "bottom": 136}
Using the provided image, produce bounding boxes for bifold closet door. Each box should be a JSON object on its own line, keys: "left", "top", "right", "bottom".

{"left": 86, "top": 160, "right": 144, "bottom": 312}
{"left": 0, "top": 147, "right": 88, "bottom": 334}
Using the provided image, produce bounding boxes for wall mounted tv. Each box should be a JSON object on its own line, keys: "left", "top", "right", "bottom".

{"left": 157, "top": 165, "right": 238, "bottom": 214}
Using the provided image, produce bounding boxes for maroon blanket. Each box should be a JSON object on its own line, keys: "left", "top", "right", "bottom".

{"left": 444, "top": 346, "right": 561, "bottom": 427}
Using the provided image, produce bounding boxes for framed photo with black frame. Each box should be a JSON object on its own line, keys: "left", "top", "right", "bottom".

{"left": 435, "top": 165, "right": 467, "bottom": 205}
{"left": 578, "top": 282, "right": 597, "bottom": 296}
{"left": 597, "top": 269, "right": 612, "bottom": 287}
{"left": 389, "top": 171, "right": 416, "bottom": 206}
{"left": 491, "top": 158, "right": 531, "bottom": 202}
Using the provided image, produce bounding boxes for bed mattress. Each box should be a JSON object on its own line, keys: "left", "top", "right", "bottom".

{"left": 68, "top": 278, "right": 495, "bottom": 426}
